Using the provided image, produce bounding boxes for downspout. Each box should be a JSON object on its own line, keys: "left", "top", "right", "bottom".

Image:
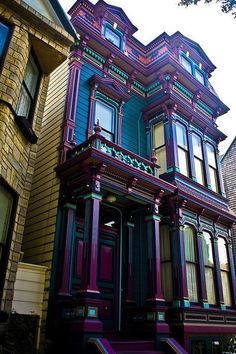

{"left": 137, "top": 112, "right": 143, "bottom": 155}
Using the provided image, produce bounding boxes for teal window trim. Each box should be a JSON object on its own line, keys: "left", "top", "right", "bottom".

{"left": 103, "top": 23, "right": 124, "bottom": 51}
{"left": 94, "top": 91, "right": 119, "bottom": 143}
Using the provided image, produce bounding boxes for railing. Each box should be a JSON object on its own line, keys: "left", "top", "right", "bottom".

{"left": 67, "top": 130, "right": 159, "bottom": 177}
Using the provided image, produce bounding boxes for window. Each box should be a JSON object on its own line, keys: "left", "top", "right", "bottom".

{"left": 0, "top": 21, "right": 10, "bottom": 60}
{"left": 176, "top": 122, "right": 189, "bottom": 177}
{"left": 105, "top": 27, "right": 121, "bottom": 48}
{"left": 0, "top": 182, "right": 16, "bottom": 300}
{"left": 94, "top": 100, "right": 115, "bottom": 141}
{"left": 16, "top": 52, "right": 41, "bottom": 121}
{"left": 195, "top": 69, "right": 205, "bottom": 85}
{"left": 218, "top": 237, "right": 232, "bottom": 307}
{"left": 184, "top": 225, "right": 198, "bottom": 302}
{"left": 153, "top": 121, "right": 166, "bottom": 174}
{"left": 206, "top": 143, "right": 218, "bottom": 193}
{"left": 180, "top": 55, "right": 192, "bottom": 74}
{"left": 202, "top": 232, "right": 216, "bottom": 304}
{"left": 192, "top": 133, "right": 204, "bottom": 185}
{"left": 160, "top": 225, "right": 173, "bottom": 301}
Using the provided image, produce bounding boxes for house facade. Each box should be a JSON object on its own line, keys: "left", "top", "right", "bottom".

{"left": 0, "top": 0, "right": 75, "bottom": 319}
{"left": 22, "top": 0, "right": 236, "bottom": 353}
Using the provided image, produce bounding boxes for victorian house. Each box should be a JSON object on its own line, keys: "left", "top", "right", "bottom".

{"left": 22, "top": 0, "right": 236, "bottom": 353}
{"left": 0, "top": 0, "right": 75, "bottom": 348}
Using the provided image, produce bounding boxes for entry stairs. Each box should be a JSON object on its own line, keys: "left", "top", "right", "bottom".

{"left": 88, "top": 337, "right": 188, "bottom": 354}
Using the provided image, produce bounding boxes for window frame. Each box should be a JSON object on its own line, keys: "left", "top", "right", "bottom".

{"left": 160, "top": 224, "right": 173, "bottom": 302}
{"left": 217, "top": 236, "right": 232, "bottom": 307}
{"left": 176, "top": 121, "right": 189, "bottom": 177}
{"left": 206, "top": 142, "right": 219, "bottom": 193}
{"left": 104, "top": 24, "right": 123, "bottom": 50}
{"left": 202, "top": 231, "right": 217, "bottom": 305}
{"left": 179, "top": 52, "right": 206, "bottom": 86}
{"left": 94, "top": 97, "right": 116, "bottom": 142}
{"left": 0, "top": 18, "right": 13, "bottom": 73}
{"left": 0, "top": 179, "right": 18, "bottom": 302}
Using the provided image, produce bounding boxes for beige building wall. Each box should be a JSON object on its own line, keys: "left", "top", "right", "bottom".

{"left": 0, "top": 0, "right": 74, "bottom": 313}
{"left": 22, "top": 59, "right": 69, "bottom": 336}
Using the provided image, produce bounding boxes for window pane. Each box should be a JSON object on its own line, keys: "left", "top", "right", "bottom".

{"left": 218, "top": 237, "right": 229, "bottom": 271}
{"left": 206, "top": 143, "right": 216, "bottom": 167}
{"left": 178, "top": 147, "right": 189, "bottom": 177}
{"left": 161, "top": 262, "right": 173, "bottom": 301}
{"left": 202, "top": 232, "right": 214, "bottom": 267}
{"left": 176, "top": 122, "right": 188, "bottom": 149}
{"left": 186, "top": 263, "right": 198, "bottom": 302}
{"left": 0, "top": 185, "right": 13, "bottom": 244}
{"left": 24, "top": 55, "right": 39, "bottom": 96}
{"left": 192, "top": 134, "right": 202, "bottom": 159}
{"left": 194, "top": 157, "right": 204, "bottom": 185}
{"left": 105, "top": 27, "right": 121, "bottom": 48}
{"left": 16, "top": 85, "right": 31, "bottom": 118}
{"left": 205, "top": 267, "right": 216, "bottom": 304}
{"left": 221, "top": 271, "right": 232, "bottom": 306}
{"left": 180, "top": 56, "right": 192, "bottom": 74}
{"left": 160, "top": 225, "right": 171, "bottom": 261}
{"left": 184, "top": 226, "right": 196, "bottom": 262}
{"left": 95, "top": 100, "right": 114, "bottom": 141}
{"left": 0, "top": 22, "right": 10, "bottom": 57}
{"left": 195, "top": 69, "right": 204, "bottom": 85}
{"left": 155, "top": 147, "right": 166, "bottom": 174}
{"left": 209, "top": 166, "right": 218, "bottom": 193}
{"left": 153, "top": 122, "right": 165, "bottom": 148}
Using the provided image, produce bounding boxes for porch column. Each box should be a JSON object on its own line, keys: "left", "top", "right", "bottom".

{"left": 212, "top": 236, "right": 225, "bottom": 309}
{"left": 58, "top": 202, "right": 76, "bottom": 296}
{"left": 170, "top": 199, "right": 189, "bottom": 307}
{"left": 124, "top": 220, "right": 135, "bottom": 302}
{"left": 227, "top": 241, "right": 236, "bottom": 308}
{"left": 196, "top": 232, "right": 208, "bottom": 308}
{"left": 145, "top": 210, "right": 164, "bottom": 302}
{"left": 81, "top": 192, "right": 102, "bottom": 292}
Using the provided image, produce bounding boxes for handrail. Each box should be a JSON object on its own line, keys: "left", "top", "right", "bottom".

{"left": 161, "top": 337, "right": 188, "bottom": 354}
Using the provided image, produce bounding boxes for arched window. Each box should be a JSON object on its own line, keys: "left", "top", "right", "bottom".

{"left": 218, "top": 236, "right": 232, "bottom": 306}
{"left": 202, "top": 231, "right": 216, "bottom": 304}
{"left": 160, "top": 225, "right": 172, "bottom": 301}
{"left": 184, "top": 225, "right": 198, "bottom": 302}
{"left": 176, "top": 122, "right": 189, "bottom": 177}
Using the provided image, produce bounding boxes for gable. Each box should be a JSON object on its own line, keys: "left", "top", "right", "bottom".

{"left": 23, "top": 0, "right": 62, "bottom": 26}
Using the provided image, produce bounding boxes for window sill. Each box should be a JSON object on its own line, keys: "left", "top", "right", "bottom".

{"left": 14, "top": 115, "right": 38, "bottom": 144}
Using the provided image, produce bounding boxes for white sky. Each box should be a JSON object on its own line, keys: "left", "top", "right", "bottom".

{"left": 59, "top": 0, "right": 236, "bottom": 154}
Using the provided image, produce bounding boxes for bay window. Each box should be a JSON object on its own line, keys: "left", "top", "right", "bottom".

{"left": 184, "top": 225, "right": 198, "bottom": 302}
{"left": 192, "top": 133, "right": 204, "bottom": 185}
{"left": 94, "top": 99, "right": 116, "bottom": 142}
{"left": 153, "top": 121, "right": 166, "bottom": 174}
{"left": 206, "top": 143, "right": 218, "bottom": 193}
{"left": 202, "top": 232, "right": 216, "bottom": 305}
{"left": 180, "top": 55, "right": 192, "bottom": 74}
{"left": 218, "top": 236, "right": 232, "bottom": 307}
{"left": 195, "top": 69, "right": 205, "bottom": 85}
{"left": 176, "top": 122, "right": 189, "bottom": 177}
{"left": 0, "top": 21, "right": 10, "bottom": 62}
{"left": 160, "top": 225, "right": 173, "bottom": 301}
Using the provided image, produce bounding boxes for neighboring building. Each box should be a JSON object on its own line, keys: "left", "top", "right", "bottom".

{"left": 0, "top": 0, "right": 75, "bottom": 322}
{"left": 22, "top": 0, "right": 236, "bottom": 353}
{"left": 221, "top": 137, "right": 236, "bottom": 261}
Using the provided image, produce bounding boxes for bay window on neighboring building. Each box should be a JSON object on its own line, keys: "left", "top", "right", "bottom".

{"left": 192, "top": 133, "right": 204, "bottom": 185}
{"left": 206, "top": 142, "right": 218, "bottom": 193}
{"left": 218, "top": 236, "right": 232, "bottom": 307}
{"left": 202, "top": 231, "right": 216, "bottom": 305}
{"left": 184, "top": 225, "right": 198, "bottom": 302}
{"left": 153, "top": 121, "right": 166, "bottom": 174}
{"left": 176, "top": 121, "right": 189, "bottom": 177}
{"left": 94, "top": 98, "right": 116, "bottom": 142}
{"left": 160, "top": 225, "right": 173, "bottom": 301}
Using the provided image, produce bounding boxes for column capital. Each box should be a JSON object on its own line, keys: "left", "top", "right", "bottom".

{"left": 63, "top": 202, "right": 77, "bottom": 210}
{"left": 83, "top": 192, "right": 102, "bottom": 201}
{"left": 125, "top": 221, "right": 135, "bottom": 228}
{"left": 145, "top": 214, "right": 161, "bottom": 222}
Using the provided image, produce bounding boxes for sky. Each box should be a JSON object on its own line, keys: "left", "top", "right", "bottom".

{"left": 59, "top": 0, "right": 236, "bottom": 154}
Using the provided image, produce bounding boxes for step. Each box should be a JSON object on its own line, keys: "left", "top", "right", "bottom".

{"left": 116, "top": 351, "right": 164, "bottom": 354}
{"left": 110, "top": 340, "right": 155, "bottom": 351}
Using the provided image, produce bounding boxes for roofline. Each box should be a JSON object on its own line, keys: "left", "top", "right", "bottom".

{"left": 50, "top": 0, "right": 78, "bottom": 40}
{"left": 221, "top": 136, "right": 236, "bottom": 161}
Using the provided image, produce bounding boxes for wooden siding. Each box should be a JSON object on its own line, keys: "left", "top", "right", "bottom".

{"left": 22, "top": 59, "right": 69, "bottom": 336}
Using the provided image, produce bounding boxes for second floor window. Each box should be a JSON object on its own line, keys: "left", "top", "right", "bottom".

{"left": 192, "top": 133, "right": 204, "bottom": 185}
{"left": 153, "top": 121, "right": 166, "bottom": 174}
{"left": 206, "top": 143, "right": 218, "bottom": 193}
{"left": 94, "top": 100, "right": 116, "bottom": 142}
{"left": 16, "top": 52, "right": 41, "bottom": 121}
{"left": 176, "top": 122, "right": 189, "bottom": 177}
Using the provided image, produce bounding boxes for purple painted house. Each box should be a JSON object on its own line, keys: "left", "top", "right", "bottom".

{"left": 38, "top": 0, "right": 236, "bottom": 353}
